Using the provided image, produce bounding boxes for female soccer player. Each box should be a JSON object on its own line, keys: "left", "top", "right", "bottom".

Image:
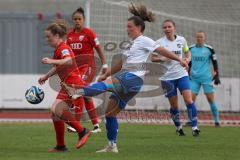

{"left": 151, "top": 19, "right": 200, "bottom": 136}
{"left": 38, "top": 19, "right": 90, "bottom": 152}
{"left": 62, "top": 4, "right": 188, "bottom": 153}
{"left": 66, "top": 7, "right": 107, "bottom": 133}
{"left": 189, "top": 31, "right": 220, "bottom": 127}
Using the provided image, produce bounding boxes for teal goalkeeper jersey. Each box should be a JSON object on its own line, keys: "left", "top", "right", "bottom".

{"left": 189, "top": 44, "right": 217, "bottom": 81}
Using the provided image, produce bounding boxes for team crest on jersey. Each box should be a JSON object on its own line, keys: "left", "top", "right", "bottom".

{"left": 79, "top": 35, "right": 85, "bottom": 41}
{"left": 177, "top": 43, "right": 182, "bottom": 48}
{"left": 61, "top": 49, "right": 70, "bottom": 56}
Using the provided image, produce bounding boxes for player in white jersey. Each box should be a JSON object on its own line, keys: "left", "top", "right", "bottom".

{"left": 151, "top": 19, "right": 200, "bottom": 136}
{"left": 61, "top": 5, "right": 188, "bottom": 152}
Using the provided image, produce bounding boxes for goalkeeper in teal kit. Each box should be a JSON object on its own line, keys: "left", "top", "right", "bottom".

{"left": 188, "top": 31, "right": 221, "bottom": 127}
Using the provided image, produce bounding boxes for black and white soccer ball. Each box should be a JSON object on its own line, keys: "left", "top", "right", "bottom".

{"left": 25, "top": 86, "right": 44, "bottom": 104}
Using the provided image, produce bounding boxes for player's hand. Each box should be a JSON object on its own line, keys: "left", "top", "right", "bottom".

{"left": 41, "top": 57, "right": 52, "bottom": 64}
{"left": 100, "top": 64, "right": 108, "bottom": 75}
{"left": 183, "top": 58, "right": 191, "bottom": 64}
{"left": 180, "top": 59, "right": 189, "bottom": 70}
{"left": 212, "top": 72, "right": 221, "bottom": 85}
{"left": 38, "top": 75, "right": 48, "bottom": 85}
{"left": 96, "top": 74, "right": 107, "bottom": 82}
{"left": 101, "top": 67, "right": 108, "bottom": 75}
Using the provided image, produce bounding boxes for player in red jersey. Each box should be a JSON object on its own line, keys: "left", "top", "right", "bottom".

{"left": 66, "top": 7, "right": 107, "bottom": 133}
{"left": 38, "top": 19, "right": 91, "bottom": 152}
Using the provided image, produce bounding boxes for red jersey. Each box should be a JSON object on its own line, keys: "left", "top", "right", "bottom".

{"left": 66, "top": 28, "right": 99, "bottom": 83}
{"left": 66, "top": 27, "right": 99, "bottom": 56}
{"left": 53, "top": 42, "right": 85, "bottom": 100}
{"left": 53, "top": 42, "right": 82, "bottom": 85}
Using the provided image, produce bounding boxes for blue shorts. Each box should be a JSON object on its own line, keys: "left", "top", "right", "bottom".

{"left": 190, "top": 78, "right": 214, "bottom": 95}
{"left": 161, "top": 76, "right": 190, "bottom": 98}
{"left": 109, "top": 71, "right": 143, "bottom": 110}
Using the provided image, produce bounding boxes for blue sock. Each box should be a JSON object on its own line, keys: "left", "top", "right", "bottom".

{"left": 186, "top": 103, "right": 198, "bottom": 128}
{"left": 170, "top": 108, "right": 181, "bottom": 128}
{"left": 105, "top": 117, "right": 118, "bottom": 143}
{"left": 210, "top": 102, "right": 219, "bottom": 123}
{"left": 186, "top": 107, "right": 192, "bottom": 123}
{"left": 83, "top": 82, "right": 107, "bottom": 96}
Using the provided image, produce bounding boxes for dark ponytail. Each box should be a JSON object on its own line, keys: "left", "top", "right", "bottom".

{"left": 128, "top": 3, "right": 155, "bottom": 32}
{"left": 72, "top": 7, "right": 85, "bottom": 18}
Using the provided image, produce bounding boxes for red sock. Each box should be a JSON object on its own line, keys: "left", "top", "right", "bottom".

{"left": 53, "top": 120, "right": 65, "bottom": 147}
{"left": 73, "top": 98, "right": 84, "bottom": 121}
{"left": 67, "top": 121, "right": 84, "bottom": 133}
{"left": 61, "top": 109, "right": 84, "bottom": 133}
{"left": 85, "top": 99, "right": 98, "bottom": 125}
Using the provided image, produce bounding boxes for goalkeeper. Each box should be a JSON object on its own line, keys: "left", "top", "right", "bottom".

{"left": 188, "top": 31, "right": 221, "bottom": 127}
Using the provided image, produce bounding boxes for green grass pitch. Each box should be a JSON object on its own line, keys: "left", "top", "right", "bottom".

{"left": 0, "top": 123, "right": 239, "bottom": 160}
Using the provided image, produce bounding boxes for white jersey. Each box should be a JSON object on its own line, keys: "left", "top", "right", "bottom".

{"left": 121, "top": 35, "right": 159, "bottom": 77}
{"left": 154, "top": 35, "right": 189, "bottom": 80}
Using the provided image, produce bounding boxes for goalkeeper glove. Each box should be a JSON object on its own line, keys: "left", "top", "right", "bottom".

{"left": 212, "top": 72, "right": 221, "bottom": 85}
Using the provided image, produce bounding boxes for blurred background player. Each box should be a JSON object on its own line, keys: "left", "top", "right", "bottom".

{"left": 66, "top": 7, "right": 108, "bottom": 133}
{"left": 38, "top": 19, "right": 90, "bottom": 152}
{"left": 61, "top": 4, "right": 188, "bottom": 153}
{"left": 187, "top": 31, "right": 221, "bottom": 127}
{"left": 151, "top": 19, "right": 200, "bottom": 136}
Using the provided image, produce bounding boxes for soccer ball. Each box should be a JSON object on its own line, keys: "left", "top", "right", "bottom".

{"left": 25, "top": 86, "right": 44, "bottom": 104}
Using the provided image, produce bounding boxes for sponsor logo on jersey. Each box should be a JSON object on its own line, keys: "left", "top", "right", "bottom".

{"left": 173, "top": 50, "right": 181, "bottom": 55}
{"left": 79, "top": 35, "right": 85, "bottom": 41}
{"left": 70, "top": 43, "right": 82, "bottom": 49}
{"left": 193, "top": 56, "right": 206, "bottom": 61}
{"left": 61, "top": 49, "right": 70, "bottom": 56}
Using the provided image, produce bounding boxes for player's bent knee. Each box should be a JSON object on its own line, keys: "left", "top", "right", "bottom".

{"left": 184, "top": 98, "right": 193, "bottom": 105}
{"left": 105, "top": 106, "right": 121, "bottom": 117}
{"left": 50, "top": 111, "right": 61, "bottom": 121}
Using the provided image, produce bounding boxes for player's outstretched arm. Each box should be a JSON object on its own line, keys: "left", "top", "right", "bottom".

{"left": 41, "top": 57, "right": 73, "bottom": 66}
{"left": 38, "top": 66, "right": 57, "bottom": 85}
{"left": 150, "top": 54, "right": 170, "bottom": 62}
{"left": 95, "top": 46, "right": 108, "bottom": 74}
{"left": 154, "top": 47, "right": 188, "bottom": 69}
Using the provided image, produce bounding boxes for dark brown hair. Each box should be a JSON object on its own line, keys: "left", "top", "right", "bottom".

{"left": 162, "top": 19, "right": 176, "bottom": 28}
{"left": 72, "top": 7, "right": 85, "bottom": 18}
{"left": 128, "top": 3, "right": 155, "bottom": 32}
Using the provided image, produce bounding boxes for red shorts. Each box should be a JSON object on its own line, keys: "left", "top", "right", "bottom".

{"left": 56, "top": 73, "right": 85, "bottom": 100}
{"left": 56, "top": 77, "right": 85, "bottom": 121}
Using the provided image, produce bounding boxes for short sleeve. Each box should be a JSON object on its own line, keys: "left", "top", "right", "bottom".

{"left": 87, "top": 29, "right": 100, "bottom": 47}
{"left": 142, "top": 38, "right": 161, "bottom": 53}
{"left": 60, "top": 49, "right": 71, "bottom": 58}
{"left": 182, "top": 38, "right": 189, "bottom": 53}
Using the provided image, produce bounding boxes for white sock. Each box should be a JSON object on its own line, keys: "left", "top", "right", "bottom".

{"left": 192, "top": 126, "right": 198, "bottom": 130}
{"left": 109, "top": 141, "right": 117, "bottom": 147}
{"left": 177, "top": 125, "right": 182, "bottom": 131}
{"left": 94, "top": 124, "right": 99, "bottom": 128}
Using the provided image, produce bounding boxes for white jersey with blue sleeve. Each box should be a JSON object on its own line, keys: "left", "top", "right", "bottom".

{"left": 121, "top": 35, "right": 160, "bottom": 77}
{"left": 153, "top": 35, "right": 189, "bottom": 80}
